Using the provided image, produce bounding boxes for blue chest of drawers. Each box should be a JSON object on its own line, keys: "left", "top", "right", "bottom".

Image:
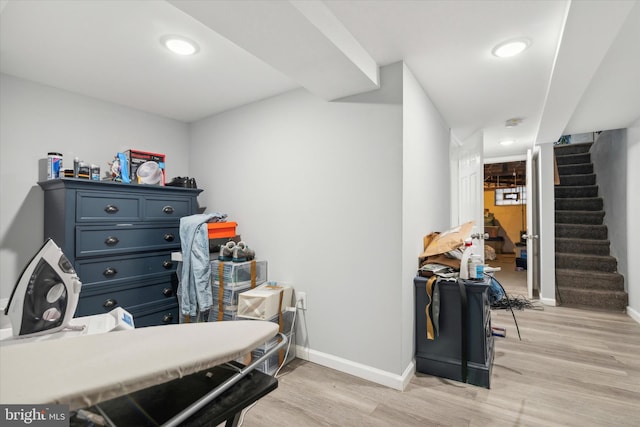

{"left": 414, "top": 276, "right": 494, "bottom": 388}
{"left": 38, "top": 179, "right": 202, "bottom": 327}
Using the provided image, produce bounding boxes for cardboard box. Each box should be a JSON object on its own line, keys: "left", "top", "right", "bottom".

{"left": 237, "top": 283, "right": 293, "bottom": 320}
{"left": 126, "top": 149, "right": 166, "bottom": 185}
{"left": 420, "top": 221, "right": 474, "bottom": 260}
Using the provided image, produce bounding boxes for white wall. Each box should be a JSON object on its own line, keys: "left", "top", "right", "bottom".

{"left": 0, "top": 74, "right": 190, "bottom": 298}
{"left": 0, "top": 66, "right": 454, "bottom": 386}
{"left": 189, "top": 62, "right": 449, "bottom": 387}
{"left": 401, "top": 64, "right": 450, "bottom": 376}
{"left": 627, "top": 118, "right": 640, "bottom": 322}
{"left": 190, "top": 65, "right": 404, "bottom": 379}
{"left": 591, "top": 129, "right": 628, "bottom": 287}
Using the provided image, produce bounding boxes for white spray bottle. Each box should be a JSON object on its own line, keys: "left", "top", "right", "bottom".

{"left": 459, "top": 238, "right": 473, "bottom": 279}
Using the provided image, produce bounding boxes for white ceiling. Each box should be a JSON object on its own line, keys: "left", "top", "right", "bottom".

{"left": 1, "top": 0, "right": 638, "bottom": 159}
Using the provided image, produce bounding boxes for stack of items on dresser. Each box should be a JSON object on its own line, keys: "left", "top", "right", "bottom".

{"left": 209, "top": 220, "right": 297, "bottom": 375}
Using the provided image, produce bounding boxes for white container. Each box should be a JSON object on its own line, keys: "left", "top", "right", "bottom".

{"left": 47, "top": 152, "right": 63, "bottom": 179}
{"left": 469, "top": 254, "right": 484, "bottom": 279}
{"left": 237, "top": 282, "right": 293, "bottom": 320}
{"left": 459, "top": 239, "right": 473, "bottom": 279}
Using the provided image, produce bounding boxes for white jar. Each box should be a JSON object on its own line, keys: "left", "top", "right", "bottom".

{"left": 469, "top": 254, "right": 484, "bottom": 279}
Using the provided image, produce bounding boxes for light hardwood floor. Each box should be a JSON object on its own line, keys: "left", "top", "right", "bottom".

{"left": 242, "top": 257, "right": 640, "bottom": 426}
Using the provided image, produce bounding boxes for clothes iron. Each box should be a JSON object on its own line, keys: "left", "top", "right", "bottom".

{"left": 4, "top": 238, "right": 82, "bottom": 338}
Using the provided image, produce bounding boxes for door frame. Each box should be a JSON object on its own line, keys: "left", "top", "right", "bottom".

{"left": 526, "top": 147, "right": 541, "bottom": 299}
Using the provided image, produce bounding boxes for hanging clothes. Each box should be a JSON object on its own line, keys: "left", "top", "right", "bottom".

{"left": 178, "top": 212, "right": 226, "bottom": 319}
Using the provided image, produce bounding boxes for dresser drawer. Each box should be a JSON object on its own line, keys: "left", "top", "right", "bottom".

{"left": 144, "top": 196, "right": 193, "bottom": 221}
{"left": 76, "top": 224, "right": 180, "bottom": 258}
{"left": 76, "top": 191, "right": 142, "bottom": 222}
{"left": 76, "top": 279, "right": 178, "bottom": 317}
{"left": 75, "top": 252, "right": 176, "bottom": 286}
{"left": 129, "top": 301, "right": 179, "bottom": 327}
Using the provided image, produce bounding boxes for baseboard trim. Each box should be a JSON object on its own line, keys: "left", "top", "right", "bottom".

{"left": 295, "top": 345, "right": 414, "bottom": 391}
{"left": 540, "top": 297, "right": 556, "bottom": 306}
{"left": 627, "top": 306, "right": 640, "bottom": 325}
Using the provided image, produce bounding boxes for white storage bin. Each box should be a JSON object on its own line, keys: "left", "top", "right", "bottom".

{"left": 237, "top": 283, "right": 293, "bottom": 320}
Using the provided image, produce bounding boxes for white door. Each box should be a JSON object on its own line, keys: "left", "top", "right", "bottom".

{"left": 524, "top": 148, "right": 540, "bottom": 298}
{"left": 451, "top": 130, "right": 484, "bottom": 254}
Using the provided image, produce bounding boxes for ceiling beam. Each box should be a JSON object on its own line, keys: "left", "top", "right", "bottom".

{"left": 168, "top": 0, "right": 379, "bottom": 100}
{"left": 535, "top": 0, "right": 635, "bottom": 144}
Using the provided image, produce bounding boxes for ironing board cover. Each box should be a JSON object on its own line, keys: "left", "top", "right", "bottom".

{"left": 0, "top": 320, "right": 278, "bottom": 410}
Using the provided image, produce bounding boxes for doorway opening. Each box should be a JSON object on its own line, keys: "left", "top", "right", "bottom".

{"left": 483, "top": 161, "right": 528, "bottom": 294}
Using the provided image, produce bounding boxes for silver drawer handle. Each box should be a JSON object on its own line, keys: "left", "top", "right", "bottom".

{"left": 162, "top": 260, "right": 173, "bottom": 269}
{"left": 162, "top": 313, "right": 174, "bottom": 324}
{"left": 103, "top": 299, "right": 117, "bottom": 309}
{"left": 162, "top": 206, "right": 175, "bottom": 214}
{"left": 103, "top": 267, "right": 117, "bottom": 277}
{"left": 162, "top": 288, "right": 173, "bottom": 297}
{"left": 164, "top": 233, "right": 175, "bottom": 242}
{"left": 105, "top": 236, "right": 119, "bottom": 246}
{"left": 104, "top": 205, "right": 119, "bottom": 214}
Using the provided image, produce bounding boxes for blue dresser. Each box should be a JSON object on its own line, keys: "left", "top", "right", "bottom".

{"left": 414, "top": 276, "right": 494, "bottom": 388}
{"left": 38, "top": 179, "right": 202, "bottom": 327}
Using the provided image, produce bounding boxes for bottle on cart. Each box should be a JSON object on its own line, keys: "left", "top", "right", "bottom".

{"left": 459, "top": 238, "right": 473, "bottom": 280}
{"left": 469, "top": 253, "right": 484, "bottom": 279}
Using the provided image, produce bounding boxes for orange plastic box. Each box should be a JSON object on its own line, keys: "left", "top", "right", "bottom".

{"left": 208, "top": 222, "right": 237, "bottom": 239}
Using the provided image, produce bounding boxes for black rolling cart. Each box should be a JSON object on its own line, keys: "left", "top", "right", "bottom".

{"left": 414, "top": 276, "right": 494, "bottom": 388}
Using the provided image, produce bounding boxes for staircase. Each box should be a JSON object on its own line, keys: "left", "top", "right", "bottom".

{"left": 554, "top": 142, "right": 628, "bottom": 312}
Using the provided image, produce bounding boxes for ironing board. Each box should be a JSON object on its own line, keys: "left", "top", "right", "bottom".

{"left": 0, "top": 320, "right": 280, "bottom": 421}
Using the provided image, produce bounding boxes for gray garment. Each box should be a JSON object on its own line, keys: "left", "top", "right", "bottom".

{"left": 178, "top": 212, "right": 226, "bottom": 317}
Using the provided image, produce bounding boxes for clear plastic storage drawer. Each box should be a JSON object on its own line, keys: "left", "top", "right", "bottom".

{"left": 210, "top": 260, "right": 267, "bottom": 287}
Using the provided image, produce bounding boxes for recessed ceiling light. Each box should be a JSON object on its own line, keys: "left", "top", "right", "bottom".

{"left": 161, "top": 35, "right": 199, "bottom": 56}
{"left": 492, "top": 38, "right": 531, "bottom": 58}
{"left": 500, "top": 139, "right": 515, "bottom": 146}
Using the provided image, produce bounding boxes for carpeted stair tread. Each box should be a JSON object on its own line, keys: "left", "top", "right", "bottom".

{"left": 555, "top": 210, "right": 604, "bottom": 225}
{"left": 556, "top": 223, "right": 608, "bottom": 240}
{"left": 555, "top": 237, "right": 610, "bottom": 255}
{"left": 555, "top": 197, "right": 603, "bottom": 211}
{"left": 555, "top": 252, "right": 617, "bottom": 272}
{"left": 554, "top": 185, "right": 598, "bottom": 198}
{"left": 557, "top": 163, "right": 593, "bottom": 175}
{"left": 555, "top": 152, "right": 591, "bottom": 165}
{"left": 559, "top": 173, "right": 596, "bottom": 186}
{"left": 556, "top": 269, "right": 625, "bottom": 291}
{"left": 554, "top": 142, "right": 592, "bottom": 155}
{"left": 553, "top": 141, "right": 627, "bottom": 313}
{"left": 556, "top": 287, "right": 628, "bottom": 312}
